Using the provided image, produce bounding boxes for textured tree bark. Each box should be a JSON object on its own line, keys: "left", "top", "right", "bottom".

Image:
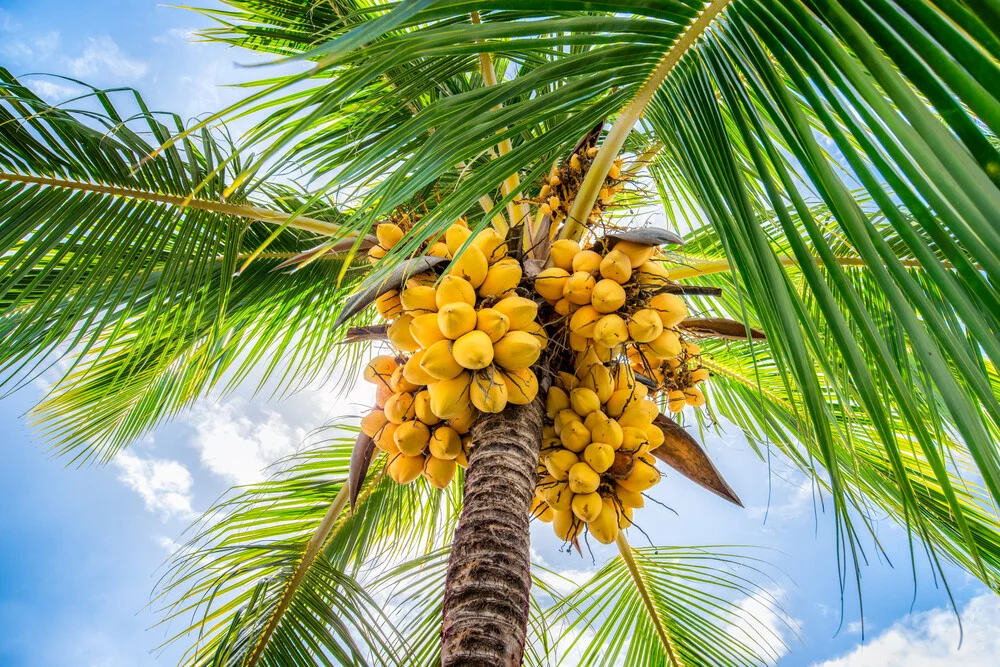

{"left": 441, "top": 398, "right": 544, "bottom": 667}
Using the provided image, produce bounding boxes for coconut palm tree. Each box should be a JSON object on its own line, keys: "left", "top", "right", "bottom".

{"left": 3, "top": 0, "right": 1000, "bottom": 664}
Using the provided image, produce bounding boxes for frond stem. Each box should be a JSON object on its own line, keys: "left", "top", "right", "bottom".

{"left": 561, "top": 0, "right": 733, "bottom": 241}
{"left": 243, "top": 483, "right": 350, "bottom": 667}
{"left": 1, "top": 172, "right": 346, "bottom": 237}
{"left": 616, "top": 532, "right": 681, "bottom": 666}
{"left": 667, "top": 254, "right": 940, "bottom": 280}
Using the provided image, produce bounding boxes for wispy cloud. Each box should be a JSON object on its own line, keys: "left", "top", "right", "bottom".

{"left": 114, "top": 450, "right": 195, "bottom": 519}
{"left": 813, "top": 593, "right": 1000, "bottom": 666}
{"left": 66, "top": 36, "right": 147, "bottom": 80}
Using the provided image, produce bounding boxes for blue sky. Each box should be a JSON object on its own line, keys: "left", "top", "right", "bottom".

{"left": 1, "top": 2, "right": 999, "bottom": 666}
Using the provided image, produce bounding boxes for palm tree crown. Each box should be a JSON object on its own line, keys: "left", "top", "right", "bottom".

{"left": 2, "top": 0, "right": 1000, "bottom": 664}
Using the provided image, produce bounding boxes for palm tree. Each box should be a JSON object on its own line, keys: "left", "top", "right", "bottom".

{"left": 3, "top": 0, "right": 1000, "bottom": 664}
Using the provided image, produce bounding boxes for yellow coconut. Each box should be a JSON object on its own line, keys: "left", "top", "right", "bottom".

{"left": 428, "top": 425, "right": 462, "bottom": 460}
{"left": 492, "top": 296, "right": 539, "bottom": 331}
{"left": 376, "top": 223, "right": 404, "bottom": 249}
{"left": 685, "top": 343, "right": 701, "bottom": 356}
{"left": 375, "top": 423, "right": 400, "bottom": 454}
{"left": 569, "top": 387, "right": 602, "bottom": 417}
{"left": 591, "top": 279, "right": 627, "bottom": 314}
{"left": 534, "top": 267, "right": 571, "bottom": 301}
{"left": 420, "top": 340, "right": 465, "bottom": 380}
{"left": 568, "top": 462, "right": 601, "bottom": 494}
{"left": 569, "top": 305, "right": 601, "bottom": 338}
{"left": 572, "top": 491, "right": 604, "bottom": 523}
{"left": 554, "top": 330, "right": 579, "bottom": 353}
{"left": 599, "top": 249, "right": 632, "bottom": 284}
{"left": 554, "top": 298, "right": 576, "bottom": 317}
{"left": 578, "top": 363, "right": 614, "bottom": 403}
{"left": 479, "top": 257, "right": 522, "bottom": 297}
{"left": 363, "top": 355, "right": 397, "bottom": 387}
{"left": 375, "top": 290, "right": 404, "bottom": 320}
{"left": 360, "top": 410, "right": 388, "bottom": 438}
{"left": 685, "top": 387, "right": 706, "bottom": 407}
{"left": 424, "top": 456, "right": 457, "bottom": 489}
{"left": 591, "top": 417, "right": 624, "bottom": 449}
{"left": 546, "top": 387, "right": 570, "bottom": 419}
{"left": 435, "top": 275, "right": 476, "bottom": 308}
{"left": 474, "top": 308, "right": 509, "bottom": 344}
{"left": 557, "top": 371, "right": 579, "bottom": 392}
{"left": 583, "top": 409, "right": 608, "bottom": 433}
{"left": 521, "top": 321, "right": 548, "bottom": 347}
{"left": 448, "top": 403, "right": 478, "bottom": 435}
{"left": 473, "top": 228, "right": 508, "bottom": 263}
{"left": 628, "top": 309, "right": 664, "bottom": 343}
{"left": 448, "top": 245, "right": 489, "bottom": 288}
{"left": 428, "top": 372, "right": 473, "bottom": 419}
{"left": 584, "top": 442, "right": 615, "bottom": 473}
{"left": 445, "top": 224, "right": 472, "bottom": 256}
{"left": 452, "top": 330, "right": 495, "bottom": 370}
{"left": 550, "top": 239, "right": 581, "bottom": 271}
{"left": 388, "top": 454, "right": 426, "bottom": 485}
{"left": 604, "top": 388, "right": 640, "bottom": 419}
{"left": 553, "top": 510, "right": 583, "bottom": 541}
{"left": 400, "top": 285, "right": 438, "bottom": 314}
{"left": 648, "top": 293, "right": 688, "bottom": 328}
{"left": 620, "top": 427, "right": 649, "bottom": 454}
{"left": 560, "top": 421, "right": 591, "bottom": 453}
{"left": 616, "top": 485, "right": 645, "bottom": 509}
{"left": 531, "top": 497, "right": 555, "bottom": 523}
{"left": 388, "top": 315, "right": 420, "bottom": 352}
{"left": 636, "top": 260, "right": 670, "bottom": 289}
{"left": 647, "top": 329, "right": 682, "bottom": 359}
{"left": 618, "top": 459, "right": 661, "bottom": 493}
{"left": 572, "top": 249, "right": 603, "bottom": 274}
{"left": 587, "top": 501, "right": 619, "bottom": 544}
{"left": 643, "top": 422, "right": 665, "bottom": 449}
{"left": 375, "top": 383, "right": 393, "bottom": 409}
{"left": 593, "top": 314, "right": 629, "bottom": 348}
{"left": 409, "top": 313, "right": 447, "bottom": 349}
{"left": 390, "top": 366, "right": 421, "bottom": 394}
{"left": 427, "top": 242, "right": 450, "bottom": 258}
{"left": 367, "top": 244, "right": 387, "bottom": 263}
{"left": 613, "top": 240, "right": 655, "bottom": 268}
{"left": 502, "top": 368, "right": 539, "bottom": 405}
{"left": 413, "top": 390, "right": 440, "bottom": 425}
{"left": 492, "top": 331, "right": 542, "bottom": 370}
{"left": 470, "top": 367, "right": 508, "bottom": 413}
{"left": 667, "top": 389, "right": 687, "bottom": 412}
{"left": 545, "top": 449, "right": 580, "bottom": 481}
{"left": 384, "top": 392, "right": 416, "bottom": 424}
{"left": 691, "top": 367, "right": 710, "bottom": 383}
{"left": 403, "top": 351, "right": 438, "bottom": 386}
{"left": 618, "top": 407, "right": 652, "bottom": 430}
{"left": 543, "top": 482, "right": 574, "bottom": 512}
{"left": 437, "top": 301, "right": 478, "bottom": 339}
{"left": 563, "top": 271, "right": 597, "bottom": 305}
{"left": 394, "top": 420, "right": 431, "bottom": 456}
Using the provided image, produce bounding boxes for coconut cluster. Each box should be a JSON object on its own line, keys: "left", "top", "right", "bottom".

{"left": 531, "top": 350, "right": 663, "bottom": 545}
{"left": 361, "top": 355, "right": 472, "bottom": 488}
{"left": 362, "top": 220, "right": 549, "bottom": 488}
{"left": 534, "top": 146, "right": 624, "bottom": 227}
{"left": 630, "top": 341, "right": 710, "bottom": 412}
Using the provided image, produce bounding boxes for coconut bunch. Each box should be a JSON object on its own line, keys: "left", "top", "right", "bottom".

{"left": 367, "top": 210, "right": 427, "bottom": 264}
{"left": 534, "top": 237, "right": 691, "bottom": 364}
{"left": 371, "top": 220, "right": 548, "bottom": 419}
{"left": 530, "top": 350, "right": 664, "bottom": 545}
{"left": 361, "top": 354, "right": 471, "bottom": 489}
{"left": 534, "top": 145, "right": 625, "bottom": 229}
{"left": 629, "top": 340, "right": 710, "bottom": 413}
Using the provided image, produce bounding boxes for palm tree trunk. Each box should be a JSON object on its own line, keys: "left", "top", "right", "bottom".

{"left": 441, "top": 398, "right": 544, "bottom": 666}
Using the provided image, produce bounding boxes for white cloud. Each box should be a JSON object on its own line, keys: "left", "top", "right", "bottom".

{"left": 153, "top": 27, "right": 197, "bottom": 44}
{"left": 813, "top": 593, "right": 1000, "bottom": 666}
{"left": 3, "top": 41, "right": 33, "bottom": 60}
{"left": 3, "top": 31, "right": 60, "bottom": 63}
{"left": 186, "top": 399, "right": 307, "bottom": 485}
{"left": 0, "top": 9, "right": 19, "bottom": 32}
{"left": 730, "top": 587, "right": 799, "bottom": 663}
{"left": 66, "top": 36, "right": 147, "bottom": 80}
{"left": 34, "top": 31, "right": 61, "bottom": 59}
{"left": 114, "top": 450, "right": 194, "bottom": 519}
{"left": 24, "top": 79, "right": 77, "bottom": 101}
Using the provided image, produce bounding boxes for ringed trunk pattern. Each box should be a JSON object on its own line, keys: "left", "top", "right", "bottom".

{"left": 441, "top": 398, "right": 545, "bottom": 666}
